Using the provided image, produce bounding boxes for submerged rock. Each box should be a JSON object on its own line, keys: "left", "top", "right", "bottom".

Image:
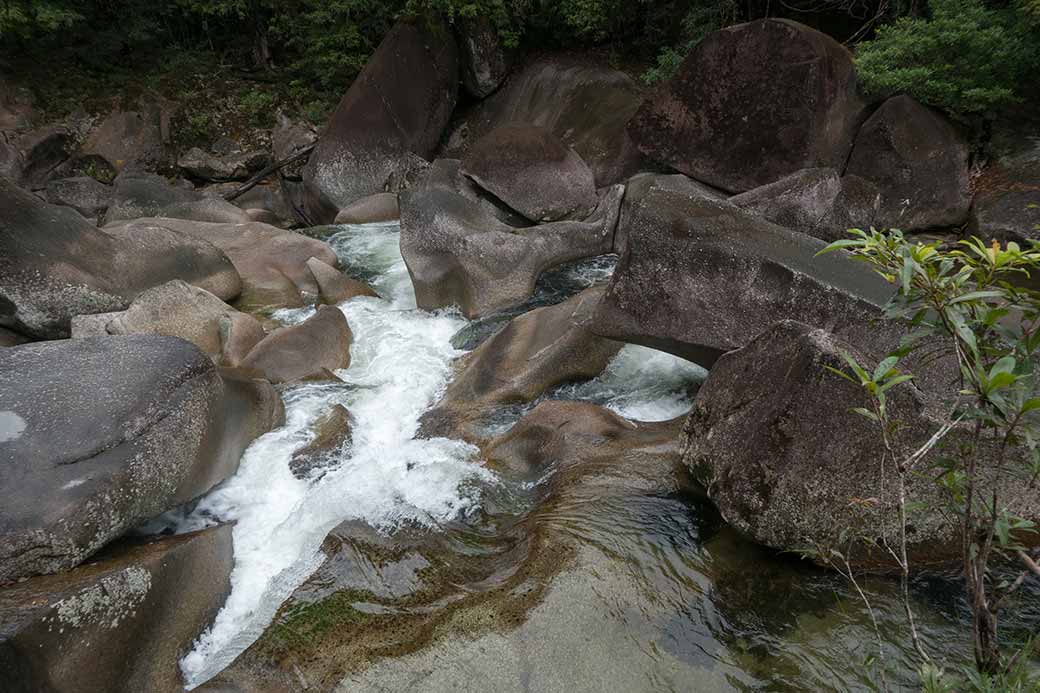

{"left": 289, "top": 404, "right": 354, "bottom": 480}
{"left": 0, "top": 336, "right": 282, "bottom": 580}
{"left": 845, "top": 94, "right": 971, "bottom": 231}
{"left": 400, "top": 159, "right": 623, "bottom": 318}
{"left": 239, "top": 305, "right": 352, "bottom": 383}
{"left": 628, "top": 19, "right": 865, "bottom": 193}
{"left": 444, "top": 55, "right": 643, "bottom": 187}
{"left": 0, "top": 524, "right": 233, "bottom": 693}
{"left": 682, "top": 320, "right": 1038, "bottom": 570}
{"left": 0, "top": 176, "right": 240, "bottom": 339}
{"left": 302, "top": 17, "right": 458, "bottom": 223}
{"left": 420, "top": 287, "right": 622, "bottom": 442}
{"left": 460, "top": 125, "right": 598, "bottom": 222}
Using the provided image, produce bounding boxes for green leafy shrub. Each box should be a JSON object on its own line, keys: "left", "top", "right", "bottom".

{"left": 854, "top": 0, "right": 1040, "bottom": 120}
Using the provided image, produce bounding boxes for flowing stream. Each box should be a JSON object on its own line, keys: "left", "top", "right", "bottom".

{"left": 173, "top": 222, "right": 1039, "bottom": 691}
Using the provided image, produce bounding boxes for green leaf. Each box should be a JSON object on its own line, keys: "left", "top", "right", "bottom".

{"left": 873, "top": 356, "right": 900, "bottom": 381}
{"left": 949, "top": 290, "right": 1004, "bottom": 304}
{"left": 816, "top": 238, "right": 866, "bottom": 256}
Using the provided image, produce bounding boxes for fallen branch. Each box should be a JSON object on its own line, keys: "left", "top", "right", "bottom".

{"left": 224, "top": 144, "right": 315, "bottom": 202}
{"left": 1018, "top": 549, "right": 1040, "bottom": 577}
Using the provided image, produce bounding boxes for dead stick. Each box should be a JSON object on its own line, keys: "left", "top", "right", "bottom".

{"left": 224, "top": 144, "right": 315, "bottom": 202}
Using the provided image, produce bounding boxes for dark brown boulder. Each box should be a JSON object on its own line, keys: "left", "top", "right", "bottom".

{"left": 444, "top": 55, "right": 644, "bottom": 187}
{"left": 455, "top": 16, "right": 512, "bottom": 98}
{"left": 79, "top": 107, "right": 165, "bottom": 175}
{"left": 302, "top": 17, "right": 458, "bottom": 223}
{"left": 239, "top": 305, "right": 352, "bottom": 383}
{"left": 970, "top": 144, "right": 1040, "bottom": 245}
{"left": 420, "top": 287, "right": 622, "bottom": 442}
{"left": 0, "top": 525, "right": 233, "bottom": 693}
{"left": 591, "top": 175, "right": 906, "bottom": 369}
{"left": 400, "top": 159, "right": 623, "bottom": 318}
{"left": 5, "top": 124, "right": 72, "bottom": 188}
{"left": 628, "top": 19, "right": 866, "bottom": 193}
{"left": 0, "top": 177, "right": 241, "bottom": 339}
{"left": 845, "top": 95, "right": 971, "bottom": 231}
{"left": 306, "top": 257, "right": 379, "bottom": 304}
{"left": 682, "top": 320, "right": 1038, "bottom": 569}
{"left": 460, "top": 126, "right": 598, "bottom": 222}
{"left": 0, "top": 336, "right": 283, "bottom": 580}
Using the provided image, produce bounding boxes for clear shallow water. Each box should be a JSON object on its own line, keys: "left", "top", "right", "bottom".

{"left": 176, "top": 222, "right": 1040, "bottom": 690}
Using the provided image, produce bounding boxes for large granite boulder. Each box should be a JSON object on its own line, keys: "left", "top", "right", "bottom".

{"left": 971, "top": 144, "right": 1040, "bottom": 245}
{"left": 0, "top": 124, "right": 73, "bottom": 188}
{"left": 444, "top": 55, "right": 643, "bottom": 187}
{"left": 306, "top": 257, "right": 379, "bottom": 304}
{"left": 0, "top": 525, "right": 233, "bottom": 693}
{"left": 400, "top": 159, "right": 623, "bottom": 318}
{"left": 0, "top": 177, "right": 241, "bottom": 339}
{"left": 239, "top": 305, "right": 352, "bottom": 383}
{"left": 70, "top": 280, "right": 265, "bottom": 363}
{"left": 682, "top": 320, "right": 1038, "bottom": 569}
{"left": 845, "top": 95, "right": 971, "bottom": 231}
{"left": 729, "top": 168, "right": 880, "bottom": 242}
{"left": 44, "top": 175, "right": 114, "bottom": 220}
{"left": 106, "top": 216, "right": 338, "bottom": 310}
{"left": 628, "top": 19, "right": 866, "bottom": 193}
{"left": 302, "top": 17, "right": 459, "bottom": 223}
{"left": 460, "top": 125, "right": 598, "bottom": 222}
{"left": 105, "top": 171, "right": 251, "bottom": 224}
{"left": 591, "top": 175, "right": 903, "bottom": 368}
{"left": 0, "top": 336, "right": 283, "bottom": 580}
{"left": 178, "top": 146, "right": 270, "bottom": 182}
{"left": 455, "top": 16, "right": 512, "bottom": 98}
{"left": 420, "top": 287, "right": 622, "bottom": 442}
{"left": 333, "top": 192, "right": 400, "bottom": 224}
{"left": 79, "top": 106, "right": 166, "bottom": 176}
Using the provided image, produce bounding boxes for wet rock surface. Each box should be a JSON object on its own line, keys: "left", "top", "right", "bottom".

{"left": 628, "top": 19, "right": 865, "bottom": 193}
{"left": 0, "top": 335, "right": 282, "bottom": 580}
{"left": 0, "top": 524, "right": 233, "bottom": 693}
{"left": 289, "top": 404, "right": 354, "bottom": 479}
{"left": 239, "top": 305, "right": 352, "bottom": 383}
{"left": 1, "top": 177, "right": 241, "bottom": 338}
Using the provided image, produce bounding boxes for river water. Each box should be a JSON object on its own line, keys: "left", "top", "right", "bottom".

{"left": 175, "top": 222, "right": 1039, "bottom": 690}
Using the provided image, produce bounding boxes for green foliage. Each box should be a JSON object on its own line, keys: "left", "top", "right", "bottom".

{"left": 642, "top": 0, "right": 739, "bottom": 84}
{"left": 854, "top": 0, "right": 1040, "bottom": 120}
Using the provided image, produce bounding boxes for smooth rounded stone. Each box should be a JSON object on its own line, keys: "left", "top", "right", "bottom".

{"left": 178, "top": 146, "right": 269, "bottom": 182}
{"left": 219, "top": 311, "right": 269, "bottom": 367}
{"left": 682, "top": 320, "right": 1039, "bottom": 570}
{"left": 613, "top": 172, "right": 726, "bottom": 258}
{"left": 78, "top": 107, "right": 165, "bottom": 175}
{"left": 455, "top": 16, "right": 512, "bottom": 98}
{"left": 104, "top": 171, "right": 251, "bottom": 224}
{"left": 460, "top": 126, "right": 598, "bottom": 222}
{"left": 845, "top": 94, "right": 971, "bottom": 231}
{"left": 419, "top": 286, "right": 623, "bottom": 442}
{"left": 2, "top": 124, "right": 73, "bottom": 189}
{"left": 0, "top": 177, "right": 241, "bottom": 339}
{"left": 729, "top": 168, "right": 881, "bottom": 242}
{"left": 239, "top": 305, "right": 352, "bottom": 383}
{"left": 400, "top": 159, "right": 623, "bottom": 318}
{"left": 591, "top": 175, "right": 908, "bottom": 369}
{"left": 628, "top": 19, "right": 865, "bottom": 193}
{"left": 333, "top": 192, "right": 400, "bottom": 224}
{"left": 44, "top": 175, "right": 113, "bottom": 219}
{"left": 0, "top": 335, "right": 283, "bottom": 580}
{"left": 302, "top": 17, "right": 458, "bottom": 223}
{"left": 971, "top": 145, "right": 1040, "bottom": 244}
{"left": 443, "top": 54, "right": 644, "bottom": 187}
{"left": 106, "top": 216, "right": 339, "bottom": 310}
{"left": 306, "top": 257, "right": 379, "bottom": 304}
{"left": 289, "top": 404, "right": 354, "bottom": 480}
{"left": 200, "top": 180, "right": 296, "bottom": 228}
{"left": 69, "top": 279, "right": 265, "bottom": 363}
{"left": 0, "top": 524, "right": 233, "bottom": 693}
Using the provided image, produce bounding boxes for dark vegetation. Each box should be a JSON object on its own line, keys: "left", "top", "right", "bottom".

{"left": 2, "top": 0, "right": 1038, "bottom": 140}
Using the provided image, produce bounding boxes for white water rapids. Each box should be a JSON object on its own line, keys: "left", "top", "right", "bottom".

{"left": 174, "top": 222, "right": 705, "bottom": 688}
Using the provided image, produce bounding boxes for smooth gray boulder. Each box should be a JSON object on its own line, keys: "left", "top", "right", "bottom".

{"left": 592, "top": 175, "right": 903, "bottom": 368}
{"left": 444, "top": 55, "right": 644, "bottom": 187}
{"left": 682, "top": 320, "right": 1038, "bottom": 570}
{"left": 302, "top": 17, "right": 458, "bottom": 223}
{"left": 44, "top": 175, "right": 113, "bottom": 219}
{"left": 845, "top": 94, "right": 971, "bottom": 231}
{"left": 0, "top": 336, "right": 283, "bottom": 580}
{"left": 0, "top": 525, "right": 233, "bottom": 693}
{"left": 0, "top": 176, "right": 241, "bottom": 339}
{"left": 239, "top": 305, "right": 352, "bottom": 383}
{"left": 70, "top": 280, "right": 265, "bottom": 363}
{"left": 460, "top": 125, "right": 598, "bottom": 222}
{"left": 729, "top": 168, "right": 880, "bottom": 242}
{"left": 628, "top": 19, "right": 866, "bottom": 193}
{"left": 333, "top": 192, "right": 400, "bottom": 224}
{"left": 420, "top": 287, "right": 622, "bottom": 442}
{"left": 105, "top": 217, "right": 338, "bottom": 310}
{"left": 400, "top": 159, "right": 623, "bottom": 318}
{"left": 105, "top": 171, "right": 251, "bottom": 224}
